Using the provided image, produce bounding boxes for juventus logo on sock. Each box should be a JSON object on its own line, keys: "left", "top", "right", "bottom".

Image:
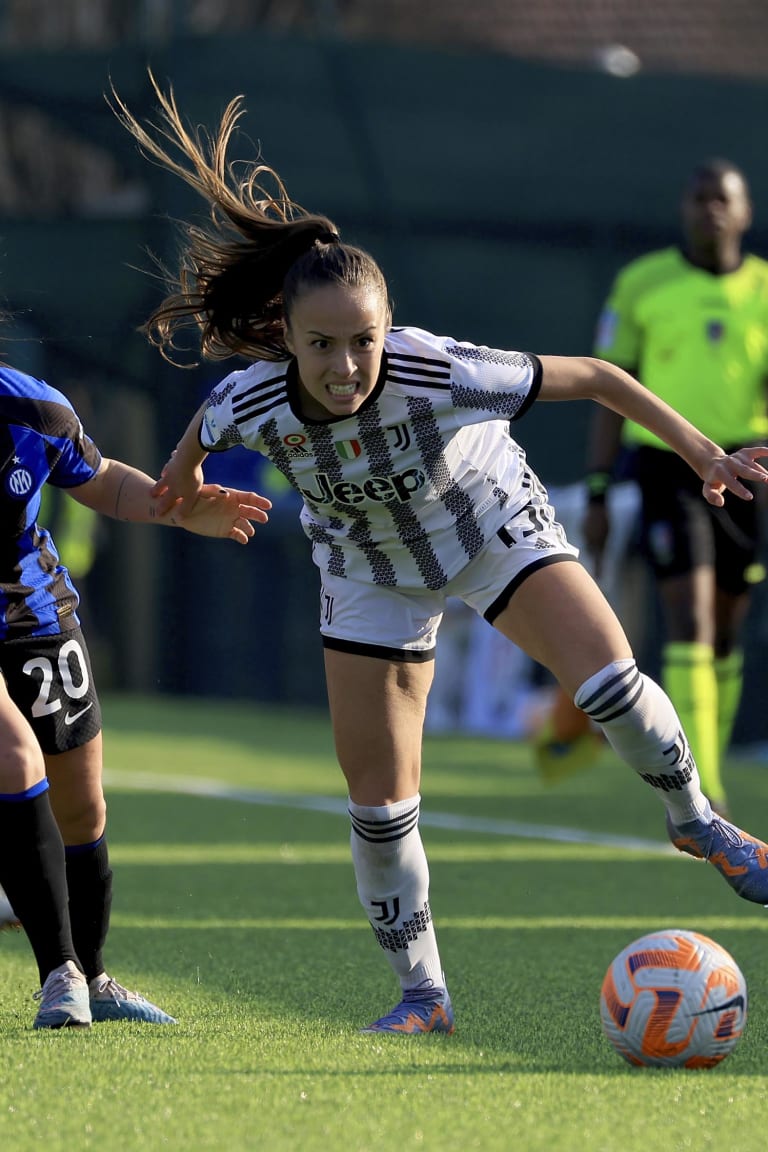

{"left": 371, "top": 897, "right": 400, "bottom": 926}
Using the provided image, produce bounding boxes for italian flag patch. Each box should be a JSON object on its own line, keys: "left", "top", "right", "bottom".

{"left": 336, "top": 439, "right": 362, "bottom": 460}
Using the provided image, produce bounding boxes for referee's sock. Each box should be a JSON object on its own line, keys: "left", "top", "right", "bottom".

{"left": 714, "top": 649, "right": 743, "bottom": 766}
{"left": 662, "top": 642, "right": 723, "bottom": 809}
{"left": 0, "top": 781, "right": 80, "bottom": 983}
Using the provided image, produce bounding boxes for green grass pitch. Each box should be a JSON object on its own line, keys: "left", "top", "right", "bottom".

{"left": 1, "top": 693, "right": 768, "bottom": 1151}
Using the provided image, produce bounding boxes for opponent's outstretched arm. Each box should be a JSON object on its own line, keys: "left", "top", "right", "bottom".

{"left": 69, "top": 457, "right": 271, "bottom": 546}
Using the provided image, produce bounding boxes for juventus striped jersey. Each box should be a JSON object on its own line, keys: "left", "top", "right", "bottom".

{"left": 0, "top": 366, "right": 102, "bottom": 637}
{"left": 199, "top": 326, "right": 543, "bottom": 590}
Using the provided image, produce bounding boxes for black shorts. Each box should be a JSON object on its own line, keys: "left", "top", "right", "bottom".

{"left": 0, "top": 627, "right": 102, "bottom": 755}
{"left": 633, "top": 446, "right": 761, "bottom": 596}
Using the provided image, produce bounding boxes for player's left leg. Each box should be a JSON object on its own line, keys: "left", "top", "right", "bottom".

{"left": 491, "top": 560, "right": 768, "bottom": 906}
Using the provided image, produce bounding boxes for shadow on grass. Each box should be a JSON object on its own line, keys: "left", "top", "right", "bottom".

{"left": 32, "top": 787, "right": 759, "bottom": 1076}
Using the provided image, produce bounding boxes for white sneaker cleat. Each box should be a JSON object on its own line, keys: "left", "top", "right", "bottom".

{"left": 33, "top": 960, "right": 91, "bottom": 1029}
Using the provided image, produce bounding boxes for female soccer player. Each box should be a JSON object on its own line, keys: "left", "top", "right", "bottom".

{"left": 0, "top": 364, "right": 270, "bottom": 1028}
{"left": 113, "top": 76, "right": 768, "bottom": 1035}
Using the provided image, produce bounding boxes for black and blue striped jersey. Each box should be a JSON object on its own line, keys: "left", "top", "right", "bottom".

{"left": 0, "top": 366, "right": 102, "bottom": 637}
{"left": 199, "top": 326, "right": 542, "bottom": 590}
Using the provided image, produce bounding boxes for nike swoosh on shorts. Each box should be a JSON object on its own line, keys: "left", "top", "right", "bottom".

{"left": 64, "top": 703, "right": 94, "bottom": 726}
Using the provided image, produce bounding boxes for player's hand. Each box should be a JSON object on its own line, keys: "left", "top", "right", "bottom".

{"left": 172, "top": 484, "right": 272, "bottom": 544}
{"left": 582, "top": 503, "right": 610, "bottom": 580}
{"left": 701, "top": 446, "right": 768, "bottom": 507}
{"left": 151, "top": 452, "right": 205, "bottom": 516}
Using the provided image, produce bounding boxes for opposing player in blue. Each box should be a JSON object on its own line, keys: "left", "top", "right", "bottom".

{"left": 114, "top": 76, "right": 768, "bottom": 1035}
{"left": 0, "top": 362, "right": 270, "bottom": 1028}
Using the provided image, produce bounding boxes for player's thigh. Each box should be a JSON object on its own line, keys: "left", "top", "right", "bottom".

{"left": 44, "top": 734, "right": 106, "bottom": 844}
{"left": 0, "top": 671, "right": 46, "bottom": 790}
{"left": 491, "top": 560, "right": 633, "bottom": 696}
{"left": 324, "top": 646, "right": 434, "bottom": 805}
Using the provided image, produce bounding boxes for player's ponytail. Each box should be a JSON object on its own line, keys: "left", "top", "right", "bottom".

{"left": 110, "top": 71, "right": 348, "bottom": 364}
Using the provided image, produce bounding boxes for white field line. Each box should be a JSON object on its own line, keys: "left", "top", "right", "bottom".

{"left": 103, "top": 768, "right": 675, "bottom": 855}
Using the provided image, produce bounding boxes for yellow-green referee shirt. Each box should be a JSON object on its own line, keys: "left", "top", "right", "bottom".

{"left": 593, "top": 247, "right": 768, "bottom": 450}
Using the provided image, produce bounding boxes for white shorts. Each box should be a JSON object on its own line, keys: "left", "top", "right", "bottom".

{"left": 319, "top": 506, "right": 579, "bottom": 661}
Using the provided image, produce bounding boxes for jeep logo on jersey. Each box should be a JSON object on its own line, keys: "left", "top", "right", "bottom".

{"left": 299, "top": 467, "right": 426, "bottom": 505}
{"left": 6, "top": 466, "right": 33, "bottom": 498}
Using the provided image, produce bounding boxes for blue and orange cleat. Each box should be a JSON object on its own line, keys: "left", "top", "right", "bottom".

{"left": 361, "top": 985, "right": 454, "bottom": 1034}
{"left": 667, "top": 810, "right": 768, "bottom": 905}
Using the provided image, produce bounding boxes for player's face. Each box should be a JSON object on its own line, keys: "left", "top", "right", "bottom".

{"left": 681, "top": 170, "right": 752, "bottom": 246}
{"left": 284, "top": 284, "right": 388, "bottom": 420}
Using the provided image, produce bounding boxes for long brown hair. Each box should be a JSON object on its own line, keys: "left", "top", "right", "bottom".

{"left": 110, "top": 73, "right": 389, "bottom": 365}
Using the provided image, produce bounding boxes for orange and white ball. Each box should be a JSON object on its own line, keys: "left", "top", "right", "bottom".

{"left": 600, "top": 929, "right": 747, "bottom": 1067}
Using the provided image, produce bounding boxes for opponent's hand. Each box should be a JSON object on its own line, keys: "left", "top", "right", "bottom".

{"left": 702, "top": 446, "right": 768, "bottom": 507}
{"left": 170, "top": 484, "right": 272, "bottom": 544}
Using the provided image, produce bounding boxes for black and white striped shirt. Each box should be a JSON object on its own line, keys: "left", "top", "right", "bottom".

{"left": 199, "top": 326, "right": 542, "bottom": 589}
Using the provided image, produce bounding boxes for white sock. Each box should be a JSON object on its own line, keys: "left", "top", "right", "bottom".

{"left": 574, "top": 659, "right": 711, "bottom": 825}
{"left": 348, "top": 794, "right": 444, "bottom": 992}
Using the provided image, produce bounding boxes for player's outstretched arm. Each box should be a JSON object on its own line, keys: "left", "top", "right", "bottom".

{"left": 70, "top": 459, "right": 271, "bottom": 545}
{"left": 537, "top": 354, "right": 768, "bottom": 504}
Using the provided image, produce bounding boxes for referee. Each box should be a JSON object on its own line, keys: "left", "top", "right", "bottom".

{"left": 584, "top": 159, "right": 768, "bottom": 817}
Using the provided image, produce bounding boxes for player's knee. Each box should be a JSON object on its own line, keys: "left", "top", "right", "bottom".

{"left": 54, "top": 792, "right": 106, "bottom": 844}
{"left": 0, "top": 729, "right": 46, "bottom": 792}
{"left": 573, "top": 658, "right": 642, "bottom": 724}
{"left": 574, "top": 659, "right": 686, "bottom": 772}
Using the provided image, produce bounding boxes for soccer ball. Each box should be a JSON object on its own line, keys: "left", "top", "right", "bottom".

{"left": 600, "top": 929, "right": 747, "bottom": 1068}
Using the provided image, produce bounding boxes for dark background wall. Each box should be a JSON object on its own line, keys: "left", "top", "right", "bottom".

{"left": 1, "top": 32, "right": 767, "bottom": 735}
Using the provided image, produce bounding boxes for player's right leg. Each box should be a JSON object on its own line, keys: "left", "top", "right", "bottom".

{"left": 324, "top": 644, "right": 453, "bottom": 1034}
{"left": 321, "top": 576, "right": 453, "bottom": 1035}
{"left": 0, "top": 671, "right": 90, "bottom": 1027}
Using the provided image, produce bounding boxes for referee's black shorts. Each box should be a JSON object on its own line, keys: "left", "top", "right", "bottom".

{"left": 633, "top": 445, "right": 763, "bottom": 596}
